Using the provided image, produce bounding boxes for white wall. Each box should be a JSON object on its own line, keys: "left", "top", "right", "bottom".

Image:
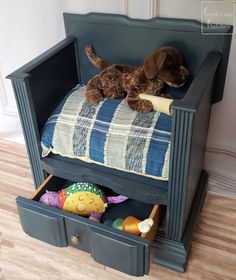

{"left": 65, "top": 0, "right": 126, "bottom": 14}
{"left": 65, "top": 0, "right": 158, "bottom": 18}
{"left": 66, "top": 0, "right": 158, "bottom": 18}
{"left": 0, "top": 0, "right": 67, "bottom": 142}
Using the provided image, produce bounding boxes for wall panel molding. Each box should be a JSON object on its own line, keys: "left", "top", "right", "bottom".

{"left": 126, "top": 0, "right": 159, "bottom": 19}
{"left": 123, "top": 0, "right": 129, "bottom": 15}
{"left": 0, "top": 71, "right": 17, "bottom": 117}
{"left": 149, "top": 0, "right": 159, "bottom": 18}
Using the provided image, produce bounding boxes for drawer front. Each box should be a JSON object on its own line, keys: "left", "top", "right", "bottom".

{"left": 65, "top": 217, "right": 150, "bottom": 276}
{"left": 64, "top": 217, "right": 91, "bottom": 253}
{"left": 16, "top": 196, "right": 68, "bottom": 247}
{"left": 90, "top": 227, "right": 149, "bottom": 276}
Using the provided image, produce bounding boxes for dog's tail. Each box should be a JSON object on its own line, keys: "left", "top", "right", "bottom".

{"left": 85, "top": 45, "right": 111, "bottom": 71}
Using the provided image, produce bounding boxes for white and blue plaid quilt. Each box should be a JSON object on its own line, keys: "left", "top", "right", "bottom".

{"left": 41, "top": 85, "right": 172, "bottom": 180}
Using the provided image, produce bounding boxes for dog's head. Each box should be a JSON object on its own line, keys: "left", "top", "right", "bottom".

{"left": 144, "top": 46, "right": 189, "bottom": 87}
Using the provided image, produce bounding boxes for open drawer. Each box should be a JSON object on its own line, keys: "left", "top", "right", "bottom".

{"left": 16, "top": 175, "right": 164, "bottom": 276}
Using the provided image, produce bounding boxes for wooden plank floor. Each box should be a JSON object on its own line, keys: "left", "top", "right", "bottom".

{"left": 0, "top": 139, "right": 235, "bottom": 280}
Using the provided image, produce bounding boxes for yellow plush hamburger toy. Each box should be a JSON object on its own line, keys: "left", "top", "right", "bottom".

{"left": 61, "top": 182, "right": 107, "bottom": 216}
{"left": 39, "top": 182, "right": 128, "bottom": 222}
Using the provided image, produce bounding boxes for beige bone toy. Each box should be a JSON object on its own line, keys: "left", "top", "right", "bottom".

{"left": 139, "top": 94, "right": 173, "bottom": 116}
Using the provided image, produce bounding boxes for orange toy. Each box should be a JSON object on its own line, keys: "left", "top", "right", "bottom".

{"left": 111, "top": 216, "right": 154, "bottom": 236}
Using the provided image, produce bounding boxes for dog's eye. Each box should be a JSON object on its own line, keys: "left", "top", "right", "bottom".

{"left": 167, "top": 60, "right": 173, "bottom": 67}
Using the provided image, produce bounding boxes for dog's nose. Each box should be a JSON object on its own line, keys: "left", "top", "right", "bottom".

{"left": 180, "top": 66, "right": 189, "bottom": 80}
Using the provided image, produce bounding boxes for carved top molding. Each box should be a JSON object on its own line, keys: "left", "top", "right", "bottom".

{"left": 0, "top": 69, "right": 18, "bottom": 116}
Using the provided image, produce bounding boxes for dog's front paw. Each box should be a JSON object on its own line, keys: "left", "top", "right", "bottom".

{"left": 128, "top": 98, "right": 153, "bottom": 112}
{"left": 86, "top": 91, "right": 104, "bottom": 105}
{"left": 138, "top": 99, "right": 153, "bottom": 112}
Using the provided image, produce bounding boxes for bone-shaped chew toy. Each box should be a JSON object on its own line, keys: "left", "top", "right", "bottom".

{"left": 105, "top": 216, "right": 154, "bottom": 236}
{"left": 139, "top": 94, "right": 173, "bottom": 116}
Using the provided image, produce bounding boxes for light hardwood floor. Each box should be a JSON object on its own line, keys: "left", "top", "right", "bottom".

{"left": 0, "top": 140, "right": 235, "bottom": 280}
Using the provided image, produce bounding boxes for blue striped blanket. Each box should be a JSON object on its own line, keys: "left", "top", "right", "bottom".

{"left": 41, "top": 85, "right": 172, "bottom": 180}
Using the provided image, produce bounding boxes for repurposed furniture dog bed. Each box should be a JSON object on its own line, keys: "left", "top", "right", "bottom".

{"left": 8, "top": 13, "right": 232, "bottom": 276}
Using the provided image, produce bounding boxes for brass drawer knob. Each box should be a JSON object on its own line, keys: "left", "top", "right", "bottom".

{"left": 70, "top": 235, "right": 80, "bottom": 245}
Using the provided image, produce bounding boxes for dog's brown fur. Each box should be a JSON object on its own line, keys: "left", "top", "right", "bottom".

{"left": 85, "top": 45, "right": 189, "bottom": 112}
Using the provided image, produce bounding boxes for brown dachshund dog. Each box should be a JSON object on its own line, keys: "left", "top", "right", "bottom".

{"left": 85, "top": 45, "right": 189, "bottom": 112}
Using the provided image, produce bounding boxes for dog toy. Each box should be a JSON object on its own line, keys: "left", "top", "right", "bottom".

{"left": 103, "top": 216, "right": 154, "bottom": 236}
{"left": 39, "top": 182, "right": 128, "bottom": 222}
{"left": 139, "top": 94, "right": 173, "bottom": 116}
{"left": 85, "top": 45, "right": 189, "bottom": 112}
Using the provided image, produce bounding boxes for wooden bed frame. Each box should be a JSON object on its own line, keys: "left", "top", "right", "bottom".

{"left": 8, "top": 13, "right": 232, "bottom": 276}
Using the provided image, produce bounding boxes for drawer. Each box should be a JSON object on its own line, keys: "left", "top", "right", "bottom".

{"left": 16, "top": 176, "right": 68, "bottom": 247}
{"left": 16, "top": 175, "right": 164, "bottom": 276}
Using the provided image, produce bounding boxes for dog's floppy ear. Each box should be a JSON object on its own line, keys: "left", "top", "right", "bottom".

{"left": 144, "top": 50, "right": 167, "bottom": 79}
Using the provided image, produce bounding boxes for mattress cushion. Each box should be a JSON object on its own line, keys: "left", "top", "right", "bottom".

{"left": 41, "top": 85, "right": 172, "bottom": 180}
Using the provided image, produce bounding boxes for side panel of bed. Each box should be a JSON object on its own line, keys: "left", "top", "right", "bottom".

{"left": 7, "top": 37, "right": 79, "bottom": 187}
